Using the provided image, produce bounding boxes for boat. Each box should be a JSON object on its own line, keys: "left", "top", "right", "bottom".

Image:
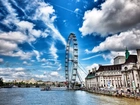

{"left": 12, "top": 85, "right": 18, "bottom": 88}
{"left": 3, "top": 85, "right": 13, "bottom": 88}
{"left": 41, "top": 86, "right": 51, "bottom": 91}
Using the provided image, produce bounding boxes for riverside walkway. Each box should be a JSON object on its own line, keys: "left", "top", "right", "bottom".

{"left": 85, "top": 88, "right": 140, "bottom": 99}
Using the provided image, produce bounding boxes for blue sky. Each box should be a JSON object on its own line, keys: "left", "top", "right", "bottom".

{"left": 0, "top": 0, "right": 140, "bottom": 81}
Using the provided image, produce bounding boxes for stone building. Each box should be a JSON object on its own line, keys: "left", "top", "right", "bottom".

{"left": 85, "top": 70, "right": 96, "bottom": 88}
{"left": 114, "top": 56, "right": 125, "bottom": 65}
{"left": 85, "top": 49, "right": 140, "bottom": 91}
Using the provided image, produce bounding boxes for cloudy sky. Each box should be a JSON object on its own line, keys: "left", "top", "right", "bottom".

{"left": 0, "top": 0, "right": 140, "bottom": 82}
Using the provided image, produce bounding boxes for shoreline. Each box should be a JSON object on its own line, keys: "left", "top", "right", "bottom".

{"left": 84, "top": 89, "right": 140, "bottom": 100}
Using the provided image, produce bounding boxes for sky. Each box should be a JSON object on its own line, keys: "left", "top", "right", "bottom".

{"left": 0, "top": 0, "right": 140, "bottom": 82}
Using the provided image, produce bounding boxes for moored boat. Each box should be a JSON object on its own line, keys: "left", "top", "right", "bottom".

{"left": 41, "top": 86, "right": 51, "bottom": 91}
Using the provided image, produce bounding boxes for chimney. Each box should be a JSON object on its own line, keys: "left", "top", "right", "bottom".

{"left": 137, "top": 49, "right": 140, "bottom": 64}
{"left": 92, "top": 68, "right": 96, "bottom": 73}
{"left": 89, "top": 70, "right": 90, "bottom": 73}
{"left": 92, "top": 68, "right": 94, "bottom": 72}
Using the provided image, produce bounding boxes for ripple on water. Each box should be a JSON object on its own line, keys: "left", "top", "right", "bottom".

{"left": 0, "top": 88, "right": 140, "bottom": 105}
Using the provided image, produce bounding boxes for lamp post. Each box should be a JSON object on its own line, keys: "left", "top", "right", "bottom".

{"left": 132, "top": 65, "right": 136, "bottom": 92}
{"left": 124, "top": 67, "right": 128, "bottom": 88}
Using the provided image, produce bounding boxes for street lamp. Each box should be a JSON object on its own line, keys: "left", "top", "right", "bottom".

{"left": 124, "top": 67, "right": 128, "bottom": 88}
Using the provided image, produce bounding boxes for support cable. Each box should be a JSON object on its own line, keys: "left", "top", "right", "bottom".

{"left": 79, "top": 62, "right": 88, "bottom": 74}
{"left": 78, "top": 65, "right": 88, "bottom": 75}
{"left": 77, "top": 70, "right": 83, "bottom": 84}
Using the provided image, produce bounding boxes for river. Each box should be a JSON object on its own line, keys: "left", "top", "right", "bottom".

{"left": 0, "top": 88, "right": 140, "bottom": 105}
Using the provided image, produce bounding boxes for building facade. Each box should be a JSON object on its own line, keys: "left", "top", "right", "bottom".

{"left": 85, "top": 49, "right": 140, "bottom": 91}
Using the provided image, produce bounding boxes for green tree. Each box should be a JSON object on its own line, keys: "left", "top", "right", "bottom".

{"left": 0, "top": 78, "right": 4, "bottom": 86}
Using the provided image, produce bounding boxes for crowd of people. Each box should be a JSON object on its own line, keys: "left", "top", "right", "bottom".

{"left": 86, "top": 87, "right": 140, "bottom": 99}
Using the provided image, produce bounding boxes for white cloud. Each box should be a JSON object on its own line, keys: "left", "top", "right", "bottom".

{"left": 41, "top": 65, "right": 52, "bottom": 68}
{"left": 41, "top": 29, "right": 50, "bottom": 38}
{"left": 102, "top": 50, "right": 136, "bottom": 64}
{"left": 17, "top": 21, "right": 42, "bottom": 39}
{"left": 74, "top": 8, "right": 82, "bottom": 17}
{"left": 0, "top": 50, "right": 34, "bottom": 60}
{"left": 33, "top": 50, "right": 40, "bottom": 61}
{"left": 82, "top": 54, "right": 102, "bottom": 60}
{"left": 1, "top": 0, "right": 19, "bottom": 28}
{"left": 57, "top": 64, "right": 62, "bottom": 71}
{"left": 13, "top": 72, "right": 26, "bottom": 77}
{"left": 86, "top": 29, "right": 140, "bottom": 64}
{"left": 0, "top": 0, "right": 66, "bottom": 63}
{"left": 74, "top": 8, "right": 80, "bottom": 14}
{"left": 0, "top": 39, "right": 17, "bottom": 53}
{"left": 0, "top": 58, "right": 4, "bottom": 63}
{"left": 36, "top": 3, "right": 56, "bottom": 22}
{"left": 15, "top": 50, "right": 34, "bottom": 60}
{"left": 50, "top": 25, "right": 67, "bottom": 45}
{"left": 49, "top": 43, "right": 58, "bottom": 59}
{"left": 85, "top": 49, "right": 91, "bottom": 54}
{"left": 86, "top": 63, "right": 99, "bottom": 71}
{"left": 102, "top": 51, "right": 124, "bottom": 64}
{"left": 0, "top": 0, "right": 67, "bottom": 81}
{"left": 79, "top": 0, "right": 140, "bottom": 36}
{"left": 0, "top": 31, "right": 27, "bottom": 43}
{"left": 0, "top": 67, "right": 65, "bottom": 81}
{"left": 0, "top": 23, "right": 39, "bottom": 60}
{"left": 40, "top": 58, "right": 47, "bottom": 63}
{"left": 0, "top": 31, "right": 32, "bottom": 59}
{"left": 17, "top": 21, "right": 34, "bottom": 31}
{"left": 34, "top": 72, "right": 65, "bottom": 81}
{"left": 0, "top": 67, "right": 28, "bottom": 81}
{"left": 33, "top": 2, "right": 66, "bottom": 45}
{"left": 50, "top": 71, "right": 59, "bottom": 77}
{"left": 0, "top": 1, "right": 42, "bottom": 43}
{"left": 15, "top": 67, "right": 25, "bottom": 71}
{"left": 63, "top": 20, "right": 67, "bottom": 27}
{"left": 90, "top": 29, "right": 140, "bottom": 53}
{"left": 23, "top": 61, "right": 28, "bottom": 65}
{"left": 34, "top": 74, "right": 48, "bottom": 80}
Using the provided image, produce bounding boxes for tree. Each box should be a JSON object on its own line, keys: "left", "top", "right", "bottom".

{"left": 0, "top": 78, "right": 4, "bottom": 86}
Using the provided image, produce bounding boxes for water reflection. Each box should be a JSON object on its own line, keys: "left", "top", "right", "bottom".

{"left": 0, "top": 88, "right": 140, "bottom": 105}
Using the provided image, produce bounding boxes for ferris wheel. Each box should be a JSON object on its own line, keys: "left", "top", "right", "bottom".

{"left": 65, "top": 33, "right": 78, "bottom": 89}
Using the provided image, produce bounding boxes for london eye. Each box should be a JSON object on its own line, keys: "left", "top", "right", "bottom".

{"left": 65, "top": 33, "right": 78, "bottom": 89}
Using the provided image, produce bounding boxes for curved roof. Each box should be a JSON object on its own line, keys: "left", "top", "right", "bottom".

{"left": 85, "top": 72, "right": 96, "bottom": 79}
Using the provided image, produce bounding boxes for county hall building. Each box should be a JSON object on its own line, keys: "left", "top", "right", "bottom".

{"left": 85, "top": 49, "right": 140, "bottom": 91}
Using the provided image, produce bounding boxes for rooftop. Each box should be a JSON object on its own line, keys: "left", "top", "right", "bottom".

{"left": 125, "top": 55, "right": 137, "bottom": 64}
{"left": 114, "top": 56, "right": 125, "bottom": 59}
{"left": 97, "top": 64, "right": 122, "bottom": 72}
{"left": 85, "top": 72, "right": 96, "bottom": 79}
{"left": 97, "top": 55, "right": 137, "bottom": 72}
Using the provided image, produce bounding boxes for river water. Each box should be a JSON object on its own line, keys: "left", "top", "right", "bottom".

{"left": 0, "top": 88, "right": 140, "bottom": 105}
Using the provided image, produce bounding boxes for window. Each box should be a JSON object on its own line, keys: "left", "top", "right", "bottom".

{"left": 124, "top": 67, "right": 128, "bottom": 71}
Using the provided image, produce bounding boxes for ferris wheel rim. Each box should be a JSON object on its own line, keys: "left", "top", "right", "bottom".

{"left": 65, "top": 33, "right": 78, "bottom": 88}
